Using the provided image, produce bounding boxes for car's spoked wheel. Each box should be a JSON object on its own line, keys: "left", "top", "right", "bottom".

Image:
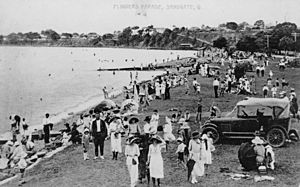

{"left": 203, "top": 127, "right": 220, "bottom": 144}
{"left": 267, "top": 128, "right": 286, "bottom": 147}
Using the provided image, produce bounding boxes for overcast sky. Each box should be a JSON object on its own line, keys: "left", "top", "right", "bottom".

{"left": 0, "top": 0, "right": 299, "bottom": 35}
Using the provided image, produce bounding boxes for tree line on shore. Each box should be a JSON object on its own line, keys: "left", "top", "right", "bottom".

{"left": 0, "top": 21, "right": 299, "bottom": 55}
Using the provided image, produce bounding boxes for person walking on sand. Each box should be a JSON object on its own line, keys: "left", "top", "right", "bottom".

{"left": 125, "top": 137, "right": 140, "bottom": 187}
{"left": 91, "top": 112, "right": 108, "bottom": 159}
{"left": 42, "top": 113, "right": 52, "bottom": 144}
{"left": 103, "top": 86, "right": 109, "bottom": 99}
{"left": 147, "top": 135, "right": 165, "bottom": 187}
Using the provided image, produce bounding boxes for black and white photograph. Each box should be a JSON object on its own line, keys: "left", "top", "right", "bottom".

{"left": 0, "top": 0, "right": 299, "bottom": 186}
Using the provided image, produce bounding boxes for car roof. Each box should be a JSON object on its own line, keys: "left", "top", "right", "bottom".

{"left": 237, "top": 97, "right": 289, "bottom": 108}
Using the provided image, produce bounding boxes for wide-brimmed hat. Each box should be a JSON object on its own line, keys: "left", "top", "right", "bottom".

{"left": 144, "top": 116, "right": 151, "bottom": 122}
{"left": 6, "top": 141, "right": 13, "bottom": 146}
{"left": 290, "top": 88, "right": 295, "bottom": 91}
{"left": 109, "top": 116, "right": 121, "bottom": 123}
{"left": 84, "top": 128, "right": 89, "bottom": 133}
{"left": 177, "top": 137, "right": 183, "bottom": 142}
{"left": 129, "top": 117, "right": 139, "bottom": 124}
{"left": 150, "top": 135, "right": 163, "bottom": 143}
{"left": 180, "top": 122, "right": 190, "bottom": 129}
{"left": 178, "top": 118, "right": 186, "bottom": 124}
{"left": 201, "top": 134, "right": 208, "bottom": 140}
{"left": 14, "top": 142, "right": 20, "bottom": 147}
{"left": 279, "top": 91, "right": 287, "bottom": 97}
{"left": 191, "top": 131, "right": 200, "bottom": 139}
{"left": 127, "top": 137, "right": 139, "bottom": 145}
{"left": 251, "top": 136, "right": 264, "bottom": 144}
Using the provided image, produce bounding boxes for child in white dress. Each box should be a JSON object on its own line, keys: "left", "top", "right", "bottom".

{"left": 82, "top": 128, "right": 90, "bottom": 160}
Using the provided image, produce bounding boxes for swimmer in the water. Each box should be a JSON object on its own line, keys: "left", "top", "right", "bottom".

{"left": 40, "top": 98, "right": 43, "bottom": 101}
{"left": 48, "top": 74, "right": 51, "bottom": 77}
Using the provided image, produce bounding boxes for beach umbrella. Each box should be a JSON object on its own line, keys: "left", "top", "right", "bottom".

{"left": 94, "top": 99, "right": 116, "bottom": 113}
{"left": 238, "top": 142, "right": 257, "bottom": 171}
{"left": 121, "top": 99, "right": 139, "bottom": 114}
{"left": 186, "top": 159, "right": 195, "bottom": 181}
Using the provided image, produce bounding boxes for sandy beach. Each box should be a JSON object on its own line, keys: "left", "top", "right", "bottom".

{"left": 2, "top": 56, "right": 300, "bottom": 187}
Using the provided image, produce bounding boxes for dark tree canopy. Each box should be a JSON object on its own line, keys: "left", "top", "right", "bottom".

{"left": 226, "top": 22, "right": 238, "bottom": 30}
{"left": 213, "top": 37, "right": 228, "bottom": 49}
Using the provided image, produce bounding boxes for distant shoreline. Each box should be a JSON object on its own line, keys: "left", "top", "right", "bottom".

{"left": 0, "top": 44, "right": 197, "bottom": 51}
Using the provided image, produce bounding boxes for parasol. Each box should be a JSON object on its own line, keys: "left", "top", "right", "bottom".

{"left": 238, "top": 142, "right": 257, "bottom": 171}
{"left": 94, "top": 99, "right": 116, "bottom": 113}
{"left": 121, "top": 99, "right": 139, "bottom": 114}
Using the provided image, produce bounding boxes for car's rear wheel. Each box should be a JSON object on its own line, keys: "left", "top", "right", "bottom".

{"left": 266, "top": 128, "right": 286, "bottom": 147}
{"left": 202, "top": 126, "right": 220, "bottom": 144}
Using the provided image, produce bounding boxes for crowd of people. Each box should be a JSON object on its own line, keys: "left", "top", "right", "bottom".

{"left": 1, "top": 50, "right": 299, "bottom": 186}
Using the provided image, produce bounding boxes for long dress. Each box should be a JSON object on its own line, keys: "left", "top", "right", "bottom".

{"left": 201, "top": 138, "right": 213, "bottom": 165}
{"left": 125, "top": 143, "right": 140, "bottom": 187}
{"left": 188, "top": 139, "right": 205, "bottom": 179}
{"left": 163, "top": 123, "right": 175, "bottom": 142}
{"left": 109, "top": 120, "right": 122, "bottom": 153}
{"left": 148, "top": 144, "right": 164, "bottom": 178}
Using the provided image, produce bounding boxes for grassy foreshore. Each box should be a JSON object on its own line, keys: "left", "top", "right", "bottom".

{"left": 4, "top": 58, "right": 300, "bottom": 187}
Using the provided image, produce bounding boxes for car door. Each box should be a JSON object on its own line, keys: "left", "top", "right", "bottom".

{"left": 238, "top": 118, "right": 260, "bottom": 133}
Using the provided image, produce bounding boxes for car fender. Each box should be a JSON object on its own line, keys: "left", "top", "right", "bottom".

{"left": 267, "top": 125, "right": 289, "bottom": 138}
{"left": 201, "top": 123, "right": 221, "bottom": 135}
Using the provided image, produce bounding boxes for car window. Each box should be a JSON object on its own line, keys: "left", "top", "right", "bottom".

{"left": 226, "top": 106, "right": 237, "bottom": 117}
{"left": 238, "top": 105, "right": 273, "bottom": 117}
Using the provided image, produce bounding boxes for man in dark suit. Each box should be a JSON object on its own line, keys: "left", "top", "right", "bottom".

{"left": 91, "top": 112, "right": 108, "bottom": 159}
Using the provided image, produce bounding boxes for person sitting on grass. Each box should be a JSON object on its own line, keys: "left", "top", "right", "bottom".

{"left": 251, "top": 135, "right": 265, "bottom": 167}
{"left": 21, "top": 137, "right": 36, "bottom": 158}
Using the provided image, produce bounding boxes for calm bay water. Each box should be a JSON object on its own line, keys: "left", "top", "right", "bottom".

{"left": 0, "top": 46, "right": 196, "bottom": 133}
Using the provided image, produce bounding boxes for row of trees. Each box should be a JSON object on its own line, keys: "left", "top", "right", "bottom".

{"left": 1, "top": 22, "right": 299, "bottom": 53}
{"left": 213, "top": 22, "right": 300, "bottom": 54}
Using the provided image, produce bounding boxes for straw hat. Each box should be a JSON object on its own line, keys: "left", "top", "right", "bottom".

{"left": 251, "top": 136, "right": 264, "bottom": 144}
{"left": 279, "top": 91, "right": 287, "bottom": 97}
{"left": 180, "top": 122, "right": 190, "bottom": 129}
{"left": 177, "top": 137, "right": 183, "bottom": 142}
{"left": 129, "top": 117, "right": 139, "bottom": 124}
{"left": 201, "top": 134, "right": 208, "bottom": 140}
{"left": 178, "top": 118, "right": 186, "bottom": 124}
{"left": 127, "top": 137, "right": 139, "bottom": 145}
{"left": 6, "top": 141, "right": 13, "bottom": 146}
{"left": 84, "top": 128, "right": 89, "bottom": 133}
{"left": 14, "top": 142, "right": 20, "bottom": 147}
{"left": 191, "top": 131, "right": 200, "bottom": 139}
{"left": 150, "top": 135, "right": 163, "bottom": 143}
{"left": 109, "top": 116, "right": 121, "bottom": 123}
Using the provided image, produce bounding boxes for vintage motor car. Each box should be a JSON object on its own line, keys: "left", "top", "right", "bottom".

{"left": 201, "top": 97, "right": 291, "bottom": 147}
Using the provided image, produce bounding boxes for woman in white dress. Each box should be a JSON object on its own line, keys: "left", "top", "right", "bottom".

{"left": 163, "top": 117, "right": 175, "bottom": 151}
{"left": 155, "top": 80, "right": 161, "bottom": 99}
{"left": 188, "top": 131, "right": 205, "bottom": 184}
{"left": 147, "top": 135, "right": 165, "bottom": 187}
{"left": 125, "top": 137, "right": 140, "bottom": 187}
{"left": 109, "top": 116, "right": 123, "bottom": 160}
